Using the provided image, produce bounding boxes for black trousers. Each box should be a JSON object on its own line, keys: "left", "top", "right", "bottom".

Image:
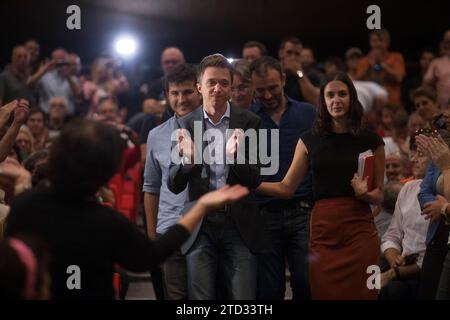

{"left": 418, "top": 221, "right": 449, "bottom": 300}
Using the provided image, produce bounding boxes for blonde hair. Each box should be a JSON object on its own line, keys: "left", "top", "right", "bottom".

{"left": 17, "top": 125, "right": 36, "bottom": 155}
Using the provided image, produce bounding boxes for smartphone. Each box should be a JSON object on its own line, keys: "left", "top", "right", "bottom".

{"left": 404, "top": 253, "right": 419, "bottom": 265}
{"left": 433, "top": 113, "right": 447, "bottom": 129}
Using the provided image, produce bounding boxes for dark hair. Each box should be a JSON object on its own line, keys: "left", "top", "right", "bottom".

{"left": 250, "top": 56, "right": 284, "bottom": 79}
{"left": 164, "top": 63, "right": 198, "bottom": 94}
{"left": 243, "top": 41, "right": 268, "bottom": 56}
{"left": 98, "top": 97, "right": 119, "bottom": 109}
{"left": 312, "top": 72, "right": 365, "bottom": 137}
{"left": 325, "top": 56, "right": 345, "bottom": 72}
{"left": 27, "top": 107, "right": 47, "bottom": 125}
{"left": 197, "top": 54, "right": 233, "bottom": 83}
{"left": 47, "top": 119, "right": 126, "bottom": 197}
{"left": 24, "top": 39, "right": 39, "bottom": 45}
{"left": 23, "top": 149, "right": 50, "bottom": 187}
{"left": 392, "top": 110, "right": 409, "bottom": 130}
{"left": 232, "top": 59, "right": 252, "bottom": 83}
{"left": 279, "top": 36, "right": 302, "bottom": 50}
{"left": 412, "top": 85, "right": 438, "bottom": 103}
{"left": 382, "top": 103, "right": 401, "bottom": 114}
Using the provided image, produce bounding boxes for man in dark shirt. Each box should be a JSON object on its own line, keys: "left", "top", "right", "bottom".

{"left": 250, "top": 56, "right": 315, "bottom": 300}
{"left": 278, "top": 37, "right": 320, "bottom": 106}
{"left": 0, "top": 46, "right": 36, "bottom": 106}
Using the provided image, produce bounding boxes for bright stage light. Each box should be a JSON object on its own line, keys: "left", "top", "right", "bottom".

{"left": 114, "top": 36, "right": 137, "bottom": 57}
{"left": 227, "top": 58, "right": 235, "bottom": 64}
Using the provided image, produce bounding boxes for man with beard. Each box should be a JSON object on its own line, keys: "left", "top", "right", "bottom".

{"left": 250, "top": 56, "right": 315, "bottom": 300}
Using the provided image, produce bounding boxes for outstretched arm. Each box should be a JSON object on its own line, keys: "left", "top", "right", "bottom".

{"left": 256, "top": 138, "right": 309, "bottom": 199}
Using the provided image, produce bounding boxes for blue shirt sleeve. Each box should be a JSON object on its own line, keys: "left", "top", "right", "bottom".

{"left": 418, "top": 163, "right": 439, "bottom": 209}
{"left": 143, "top": 130, "right": 162, "bottom": 194}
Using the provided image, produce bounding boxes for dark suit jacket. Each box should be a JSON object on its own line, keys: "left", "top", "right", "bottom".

{"left": 168, "top": 105, "right": 268, "bottom": 253}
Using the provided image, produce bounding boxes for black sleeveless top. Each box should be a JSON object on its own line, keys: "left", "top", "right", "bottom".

{"left": 301, "top": 129, "right": 384, "bottom": 201}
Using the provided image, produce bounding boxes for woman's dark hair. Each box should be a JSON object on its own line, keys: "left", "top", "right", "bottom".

{"left": 47, "top": 119, "right": 126, "bottom": 197}
{"left": 312, "top": 72, "right": 365, "bottom": 137}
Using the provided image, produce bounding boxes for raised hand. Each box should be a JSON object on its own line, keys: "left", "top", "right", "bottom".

{"left": 13, "top": 99, "right": 30, "bottom": 126}
{"left": 225, "top": 129, "right": 244, "bottom": 162}
{"left": 39, "top": 59, "right": 56, "bottom": 74}
{"left": 416, "top": 134, "right": 450, "bottom": 171}
{"left": 198, "top": 184, "right": 249, "bottom": 211}
{"left": 282, "top": 56, "right": 302, "bottom": 74}
{"left": 0, "top": 100, "right": 19, "bottom": 127}
{"left": 177, "top": 128, "right": 195, "bottom": 164}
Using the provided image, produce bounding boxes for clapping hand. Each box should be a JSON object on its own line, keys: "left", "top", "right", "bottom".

{"left": 226, "top": 129, "right": 244, "bottom": 162}
{"left": 416, "top": 134, "right": 450, "bottom": 172}
{"left": 0, "top": 99, "right": 29, "bottom": 128}
{"left": 13, "top": 99, "right": 30, "bottom": 126}
{"left": 177, "top": 128, "right": 195, "bottom": 164}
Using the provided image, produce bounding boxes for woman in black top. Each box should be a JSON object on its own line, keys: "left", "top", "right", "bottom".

{"left": 5, "top": 119, "right": 249, "bottom": 299}
{"left": 257, "top": 72, "right": 385, "bottom": 299}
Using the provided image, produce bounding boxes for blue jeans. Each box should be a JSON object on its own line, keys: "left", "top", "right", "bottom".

{"left": 257, "top": 203, "right": 311, "bottom": 300}
{"left": 186, "top": 213, "right": 257, "bottom": 300}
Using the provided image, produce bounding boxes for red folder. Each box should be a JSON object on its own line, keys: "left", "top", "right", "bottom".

{"left": 358, "top": 151, "right": 375, "bottom": 192}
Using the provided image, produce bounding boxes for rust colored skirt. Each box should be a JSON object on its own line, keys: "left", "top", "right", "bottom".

{"left": 309, "top": 197, "right": 379, "bottom": 300}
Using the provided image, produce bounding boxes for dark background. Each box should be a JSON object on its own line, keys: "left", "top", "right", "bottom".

{"left": 1, "top": 0, "right": 449, "bottom": 79}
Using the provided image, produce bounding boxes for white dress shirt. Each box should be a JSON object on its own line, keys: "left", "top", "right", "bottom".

{"left": 381, "top": 179, "right": 430, "bottom": 268}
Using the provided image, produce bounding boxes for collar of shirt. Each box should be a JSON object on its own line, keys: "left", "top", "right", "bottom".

{"left": 202, "top": 102, "right": 230, "bottom": 126}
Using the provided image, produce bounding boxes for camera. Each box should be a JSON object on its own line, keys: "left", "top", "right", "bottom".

{"left": 55, "top": 59, "right": 70, "bottom": 67}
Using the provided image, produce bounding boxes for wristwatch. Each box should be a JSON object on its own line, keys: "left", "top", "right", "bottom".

{"left": 296, "top": 70, "right": 304, "bottom": 79}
